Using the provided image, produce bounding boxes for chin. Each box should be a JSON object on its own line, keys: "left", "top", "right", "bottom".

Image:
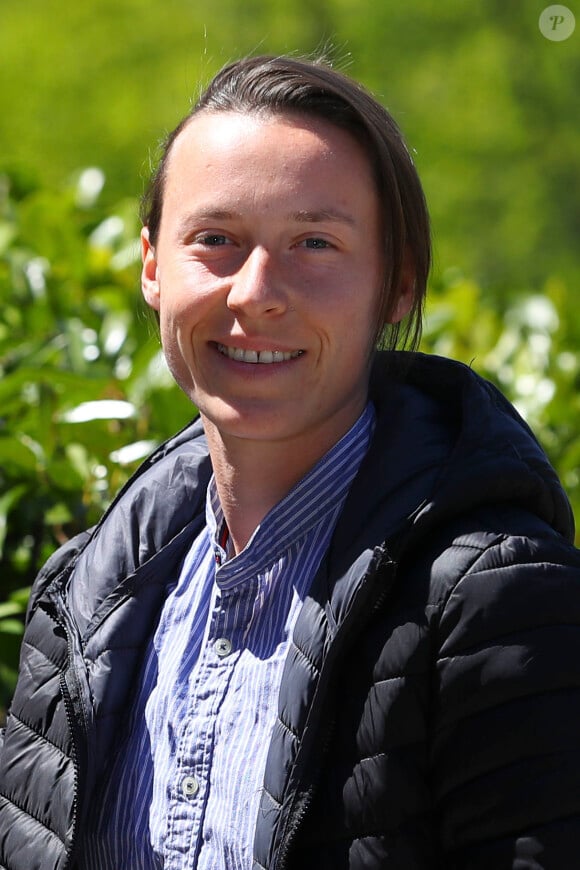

{"left": 199, "top": 402, "right": 289, "bottom": 439}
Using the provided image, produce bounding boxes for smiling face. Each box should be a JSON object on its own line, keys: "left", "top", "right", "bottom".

{"left": 142, "top": 110, "right": 411, "bottom": 459}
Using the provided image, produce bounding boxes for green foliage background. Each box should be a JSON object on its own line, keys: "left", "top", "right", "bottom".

{"left": 1, "top": 1, "right": 579, "bottom": 711}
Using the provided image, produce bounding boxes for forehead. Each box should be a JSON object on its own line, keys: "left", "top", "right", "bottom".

{"left": 162, "top": 109, "right": 377, "bottom": 196}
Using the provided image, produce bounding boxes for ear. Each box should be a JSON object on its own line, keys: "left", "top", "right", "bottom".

{"left": 141, "top": 227, "right": 160, "bottom": 311}
{"left": 386, "top": 250, "right": 416, "bottom": 324}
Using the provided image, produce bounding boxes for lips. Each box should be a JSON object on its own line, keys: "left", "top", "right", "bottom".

{"left": 216, "top": 343, "right": 304, "bottom": 364}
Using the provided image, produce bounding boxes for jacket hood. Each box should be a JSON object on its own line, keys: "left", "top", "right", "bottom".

{"left": 332, "top": 352, "right": 574, "bottom": 564}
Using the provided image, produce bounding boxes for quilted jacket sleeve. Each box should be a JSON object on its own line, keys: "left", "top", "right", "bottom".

{"left": 432, "top": 527, "right": 580, "bottom": 867}
{"left": 0, "top": 530, "right": 91, "bottom": 753}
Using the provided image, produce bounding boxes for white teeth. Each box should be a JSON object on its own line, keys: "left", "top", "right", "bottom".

{"left": 217, "top": 344, "right": 303, "bottom": 364}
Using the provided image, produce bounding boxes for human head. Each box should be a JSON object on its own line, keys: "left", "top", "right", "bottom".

{"left": 141, "top": 54, "right": 431, "bottom": 349}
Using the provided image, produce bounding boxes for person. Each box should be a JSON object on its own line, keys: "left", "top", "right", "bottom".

{"left": 1, "top": 54, "right": 580, "bottom": 870}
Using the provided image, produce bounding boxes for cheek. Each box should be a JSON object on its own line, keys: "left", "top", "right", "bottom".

{"left": 158, "top": 324, "right": 202, "bottom": 402}
{"left": 158, "top": 302, "right": 196, "bottom": 378}
{"left": 326, "top": 278, "right": 382, "bottom": 350}
{"left": 157, "top": 273, "right": 214, "bottom": 337}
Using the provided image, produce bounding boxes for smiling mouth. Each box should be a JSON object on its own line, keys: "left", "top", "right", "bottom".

{"left": 216, "top": 344, "right": 305, "bottom": 364}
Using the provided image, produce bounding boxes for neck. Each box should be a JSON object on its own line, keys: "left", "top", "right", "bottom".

{"left": 202, "top": 418, "right": 347, "bottom": 554}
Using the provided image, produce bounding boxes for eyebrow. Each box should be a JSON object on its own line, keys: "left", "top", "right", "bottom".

{"left": 177, "top": 207, "right": 356, "bottom": 236}
{"left": 177, "top": 209, "right": 236, "bottom": 234}
{"left": 290, "top": 209, "right": 356, "bottom": 226}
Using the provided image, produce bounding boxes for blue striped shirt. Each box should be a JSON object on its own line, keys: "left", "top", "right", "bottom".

{"left": 80, "top": 403, "right": 375, "bottom": 869}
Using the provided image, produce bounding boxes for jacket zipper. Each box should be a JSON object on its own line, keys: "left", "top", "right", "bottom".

{"left": 274, "top": 549, "right": 398, "bottom": 869}
{"left": 59, "top": 671, "right": 81, "bottom": 870}
{"left": 275, "top": 713, "right": 337, "bottom": 870}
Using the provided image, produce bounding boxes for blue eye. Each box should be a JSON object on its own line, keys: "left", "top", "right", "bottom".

{"left": 201, "top": 234, "right": 229, "bottom": 246}
{"left": 303, "top": 238, "right": 330, "bottom": 249}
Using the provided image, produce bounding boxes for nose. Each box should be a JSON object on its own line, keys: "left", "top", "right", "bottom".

{"left": 226, "top": 246, "right": 288, "bottom": 318}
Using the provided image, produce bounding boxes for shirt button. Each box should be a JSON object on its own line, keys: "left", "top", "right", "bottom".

{"left": 181, "top": 776, "right": 199, "bottom": 798}
{"left": 214, "top": 637, "right": 233, "bottom": 658}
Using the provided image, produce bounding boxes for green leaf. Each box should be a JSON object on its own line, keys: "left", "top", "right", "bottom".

{"left": 0, "top": 619, "right": 24, "bottom": 636}
{"left": 0, "top": 602, "right": 24, "bottom": 620}
{"left": 0, "top": 485, "right": 28, "bottom": 557}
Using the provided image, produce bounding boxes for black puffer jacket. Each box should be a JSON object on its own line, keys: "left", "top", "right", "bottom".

{"left": 1, "top": 352, "right": 580, "bottom": 870}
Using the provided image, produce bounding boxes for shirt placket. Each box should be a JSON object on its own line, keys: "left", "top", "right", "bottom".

{"left": 163, "top": 577, "right": 257, "bottom": 870}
